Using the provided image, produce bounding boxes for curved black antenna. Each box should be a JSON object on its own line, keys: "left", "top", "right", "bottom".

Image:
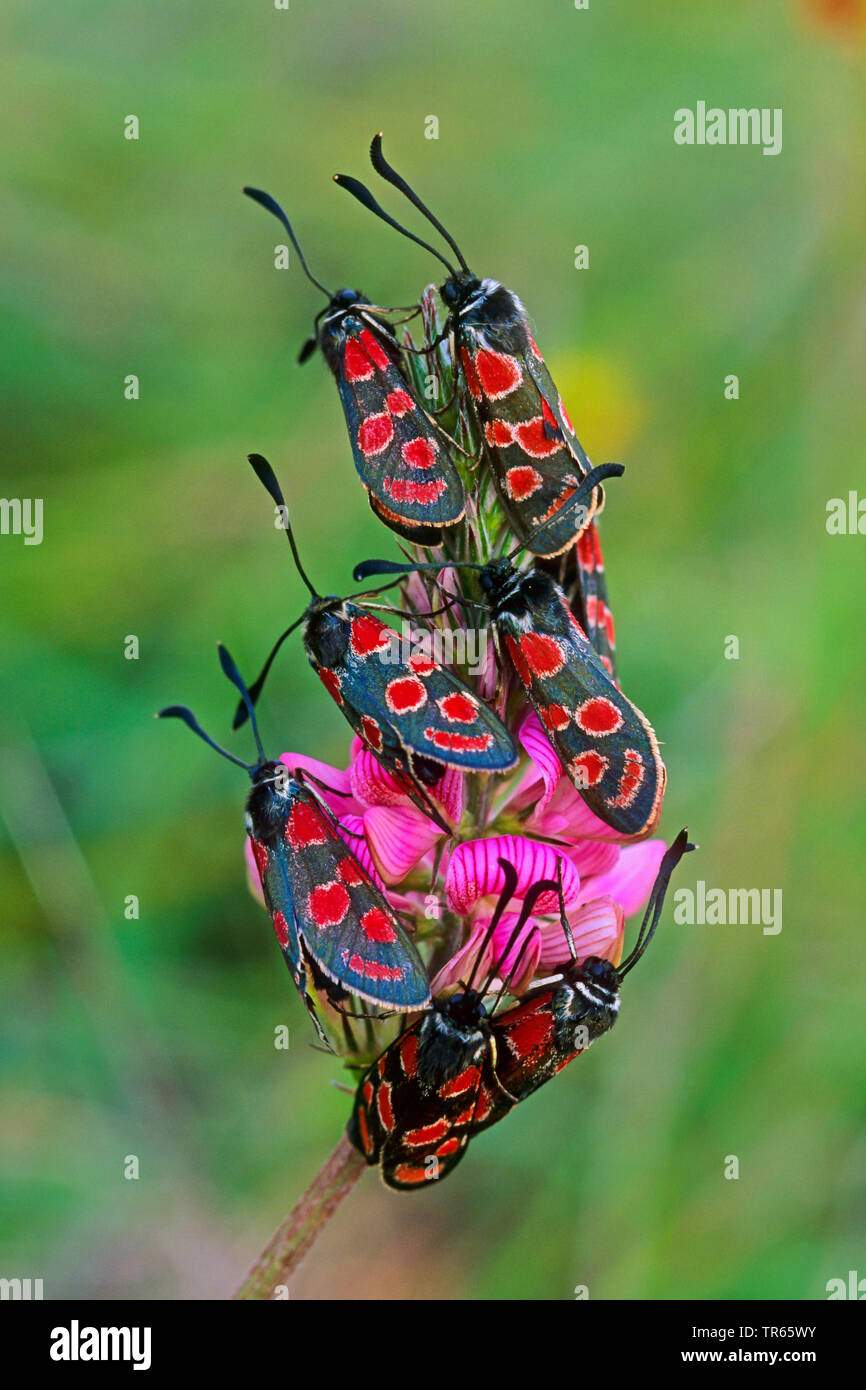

{"left": 157, "top": 704, "right": 256, "bottom": 774}
{"left": 618, "top": 828, "right": 694, "bottom": 979}
{"left": 231, "top": 615, "right": 306, "bottom": 730}
{"left": 333, "top": 173, "right": 457, "bottom": 277}
{"left": 243, "top": 186, "right": 334, "bottom": 299}
{"left": 217, "top": 643, "right": 267, "bottom": 763}
{"left": 248, "top": 454, "right": 318, "bottom": 599}
{"left": 370, "top": 131, "right": 470, "bottom": 273}
{"left": 464, "top": 859, "right": 519, "bottom": 994}
{"left": 487, "top": 874, "right": 561, "bottom": 994}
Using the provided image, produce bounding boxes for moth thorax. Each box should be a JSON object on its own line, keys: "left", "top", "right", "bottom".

{"left": 304, "top": 603, "right": 349, "bottom": 667}
{"left": 245, "top": 761, "right": 292, "bottom": 842}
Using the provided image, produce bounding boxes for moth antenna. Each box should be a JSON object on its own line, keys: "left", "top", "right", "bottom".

{"left": 352, "top": 557, "right": 484, "bottom": 584}
{"left": 248, "top": 453, "right": 319, "bottom": 598}
{"left": 464, "top": 859, "right": 519, "bottom": 994}
{"left": 618, "top": 828, "right": 694, "bottom": 979}
{"left": 213, "top": 643, "right": 268, "bottom": 764}
{"left": 487, "top": 874, "right": 560, "bottom": 997}
{"left": 157, "top": 704, "right": 256, "bottom": 773}
{"left": 231, "top": 615, "right": 307, "bottom": 730}
{"left": 370, "top": 132, "right": 470, "bottom": 273}
{"left": 333, "top": 173, "right": 457, "bottom": 276}
{"left": 243, "top": 186, "right": 333, "bottom": 298}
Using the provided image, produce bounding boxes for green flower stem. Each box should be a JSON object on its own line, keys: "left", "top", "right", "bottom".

{"left": 234, "top": 1135, "right": 367, "bottom": 1299}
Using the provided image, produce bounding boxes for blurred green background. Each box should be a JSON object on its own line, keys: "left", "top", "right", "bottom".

{"left": 2, "top": 0, "right": 864, "bottom": 1300}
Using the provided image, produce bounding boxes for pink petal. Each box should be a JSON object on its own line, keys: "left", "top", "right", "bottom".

{"left": 433, "top": 765, "right": 464, "bottom": 824}
{"left": 429, "top": 924, "right": 490, "bottom": 996}
{"left": 350, "top": 748, "right": 410, "bottom": 808}
{"left": 537, "top": 895, "right": 624, "bottom": 970}
{"left": 513, "top": 706, "right": 562, "bottom": 815}
{"left": 581, "top": 839, "right": 667, "bottom": 917}
{"left": 476, "top": 634, "right": 498, "bottom": 703}
{"left": 564, "top": 839, "right": 621, "bottom": 878}
{"left": 363, "top": 803, "right": 442, "bottom": 885}
{"left": 445, "top": 834, "right": 581, "bottom": 916}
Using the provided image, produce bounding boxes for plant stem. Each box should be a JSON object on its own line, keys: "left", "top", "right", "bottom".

{"left": 234, "top": 1135, "right": 367, "bottom": 1299}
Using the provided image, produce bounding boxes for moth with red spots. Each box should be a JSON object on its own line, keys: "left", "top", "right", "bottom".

{"left": 334, "top": 134, "right": 607, "bottom": 559}
{"left": 347, "top": 864, "right": 558, "bottom": 1190}
{"left": 158, "top": 643, "right": 431, "bottom": 1045}
{"left": 348, "top": 832, "right": 692, "bottom": 1189}
{"left": 243, "top": 186, "right": 464, "bottom": 546}
{"left": 233, "top": 454, "right": 518, "bottom": 830}
{"left": 353, "top": 463, "right": 662, "bottom": 840}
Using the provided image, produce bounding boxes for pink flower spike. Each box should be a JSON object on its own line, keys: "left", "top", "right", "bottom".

{"left": 565, "top": 838, "right": 621, "bottom": 879}
{"left": 537, "top": 895, "right": 624, "bottom": 971}
{"left": 363, "top": 803, "right": 442, "bottom": 885}
{"left": 434, "top": 764, "right": 464, "bottom": 825}
{"left": 581, "top": 839, "right": 667, "bottom": 919}
{"left": 445, "top": 834, "right": 581, "bottom": 916}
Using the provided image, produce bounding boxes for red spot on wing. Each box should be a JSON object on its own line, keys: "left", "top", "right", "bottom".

{"left": 362, "top": 1080, "right": 374, "bottom": 1106}
{"left": 408, "top": 653, "right": 436, "bottom": 676}
{"left": 272, "top": 909, "right": 290, "bottom": 949}
{"left": 360, "top": 907, "right": 398, "bottom": 944}
{"left": 338, "top": 855, "right": 366, "bottom": 886}
{"left": 514, "top": 416, "right": 565, "bottom": 458}
{"left": 460, "top": 346, "right": 482, "bottom": 400}
{"left": 357, "top": 1105, "right": 374, "bottom": 1156}
{"left": 386, "top": 675, "right": 427, "bottom": 713}
{"left": 401, "top": 438, "right": 437, "bottom": 470}
{"left": 506, "top": 465, "right": 544, "bottom": 500}
{"left": 440, "top": 1066, "right": 481, "bottom": 1099}
{"left": 400, "top": 1033, "right": 419, "bottom": 1077}
{"left": 575, "top": 696, "right": 623, "bottom": 736}
{"left": 359, "top": 328, "right": 390, "bottom": 370}
{"left": 474, "top": 349, "right": 522, "bottom": 399}
{"left": 606, "top": 750, "right": 645, "bottom": 808}
{"left": 386, "top": 389, "right": 414, "bottom": 416}
{"left": 376, "top": 1080, "right": 395, "bottom": 1131}
{"left": 540, "top": 703, "right": 570, "bottom": 732}
{"left": 435, "top": 1137, "right": 461, "bottom": 1157}
{"left": 342, "top": 336, "right": 375, "bottom": 382}
{"left": 384, "top": 477, "right": 447, "bottom": 505}
{"left": 501, "top": 1002, "right": 555, "bottom": 1064}
{"left": 505, "top": 634, "right": 532, "bottom": 686}
{"left": 317, "top": 667, "right": 343, "bottom": 704}
{"left": 344, "top": 952, "right": 404, "bottom": 982}
{"left": 358, "top": 412, "right": 394, "bottom": 456}
{"left": 404, "top": 1118, "right": 450, "bottom": 1146}
{"left": 557, "top": 395, "right": 575, "bottom": 433}
{"left": 391, "top": 1163, "right": 431, "bottom": 1185}
{"left": 307, "top": 880, "right": 350, "bottom": 927}
{"left": 437, "top": 691, "right": 477, "bottom": 724}
{"left": 285, "top": 800, "right": 329, "bottom": 848}
{"left": 485, "top": 419, "right": 513, "bottom": 447}
{"left": 424, "top": 728, "right": 494, "bottom": 753}
{"left": 519, "top": 632, "right": 566, "bottom": 677}
{"left": 569, "top": 749, "right": 609, "bottom": 788}
{"left": 350, "top": 614, "right": 391, "bottom": 657}
{"left": 250, "top": 839, "right": 269, "bottom": 882}
{"left": 360, "top": 714, "right": 383, "bottom": 751}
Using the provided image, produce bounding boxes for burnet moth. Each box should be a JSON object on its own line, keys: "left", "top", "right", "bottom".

{"left": 243, "top": 185, "right": 465, "bottom": 544}
{"left": 334, "top": 133, "right": 604, "bottom": 560}
{"left": 348, "top": 831, "right": 693, "bottom": 1190}
{"left": 347, "top": 860, "right": 559, "bottom": 1190}
{"left": 158, "top": 642, "right": 431, "bottom": 1044}
{"left": 233, "top": 454, "right": 518, "bottom": 832}
{"left": 353, "top": 462, "right": 665, "bottom": 841}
